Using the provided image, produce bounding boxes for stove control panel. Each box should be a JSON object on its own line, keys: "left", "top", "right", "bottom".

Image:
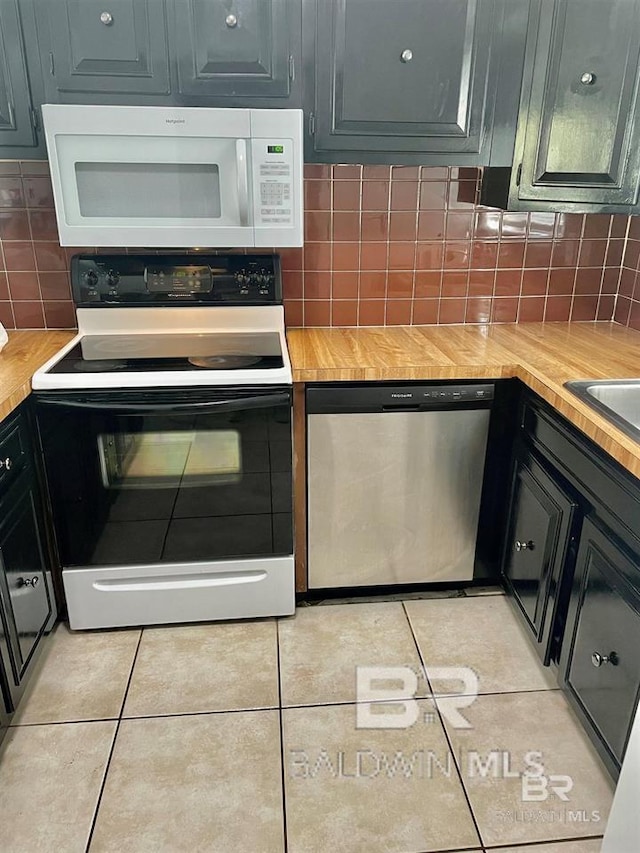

{"left": 72, "top": 254, "right": 282, "bottom": 307}
{"left": 233, "top": 267, "right": 276, "bottom": 297}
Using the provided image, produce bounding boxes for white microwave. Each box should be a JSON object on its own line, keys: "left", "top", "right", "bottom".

{"left": 42, "top": 105, "right": 303, "bottom": 248}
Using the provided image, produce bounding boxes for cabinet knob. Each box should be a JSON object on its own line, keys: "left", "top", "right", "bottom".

{"left": 591, "top": 651, "right": 618, "bottom": 667}
{"left": 515, "top": 539, "right": 535, "bottom": 552}
{"left": 0, "top": 457, "right": 12, "bottom": 471}
{"left": 400, "top": 49, "right": 413, "bottom": 63}
{"left": 225, "top": 13, "right": 238, "bottom": 28}
{"left": 100, "top": 11, "right": 114, "bottom": 25}
{"left": 19, "top": 576, "right": 40, "bottom": 588}
{"left": 580, "top": 72, "right": 595, "bottom": 85}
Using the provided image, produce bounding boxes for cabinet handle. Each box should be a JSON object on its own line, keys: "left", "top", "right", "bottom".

{"left": 19, "top": 576, "right": 40, "bottom": 588}
{"left": 400, "top": 49, "right": 413, "bottom": 63}
{"left": 100, "top": 11, "right": 114, "bottom": 25}
{"left": 225, "top": 13, "right": 238, "bottom": 28}
{"left": 0, "top": 457, "right": 12, "bottom": 471}
{"left": 514, "top": 539, "right": 535, "bottom": 552}
{"left": 591, "top": 651, "right": 618, "bottom": 667}
{"left": 580, "top": 72, "right": 595, "bottom": 85}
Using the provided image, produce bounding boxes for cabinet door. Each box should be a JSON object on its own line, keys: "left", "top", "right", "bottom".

{"left": 172, "top": 0, "right": 297, "bottom": 102}
{"left": 561, "top": 518, "right": 640, "bottom": 775}
{"left": 503, "top": 452, "right": 578, "bottom": 664}
{"left": 0, "top": 0, "right": 37, "bottom": 148}
{"left": 512, "top": 0, "right": 640, "bottom": 209}
{"left": 0, "top": 471, "right": 54, "bottom": 711}
{"left": 307, "top": 0, "right": 505, "bottom": 160}
{"left": 39, "top": 0, "right": 170, "bottom": 99}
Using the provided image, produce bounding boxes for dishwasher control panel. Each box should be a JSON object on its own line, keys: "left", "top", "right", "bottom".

{"left": 306, "top": 383, "right": 495, "bottom": 414}
{"left": 418, "top": 385, "right": 494, "bottom": 402}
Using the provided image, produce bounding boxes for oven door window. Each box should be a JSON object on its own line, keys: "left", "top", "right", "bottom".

{"left": 97, "top": 430, "right": 241, "bottom": 489}
{"left": 37, "top": 399, "right": 292, "bottom": 567}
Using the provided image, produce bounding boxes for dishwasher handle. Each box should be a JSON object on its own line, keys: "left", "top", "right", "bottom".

{"left": 382, "top": 404, "right": 421, "bottom": 412}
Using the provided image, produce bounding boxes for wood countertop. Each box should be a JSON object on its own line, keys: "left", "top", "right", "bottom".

{"left": 3, "top": 324, "right": 640, "bottom": 480}
{"left": 0, "top": 330, "right": 75, "bottom": 422}
{"left": 287, "top": 322, "right": 640, "bottom": 480}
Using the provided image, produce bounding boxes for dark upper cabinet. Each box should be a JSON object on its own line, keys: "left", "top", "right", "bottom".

{"left": 170, "top": 0, "right": 300, "bottom": 105}
{"left": 34, "top": 0, "right": 171, "bottom": 101}
{"left": 303, "top": 0, "right": 529, "bottom": 165}
{"left": 498, "top": 0, "right": 640, "bottom": 212}
{"left": 560, "top": 517, "right": 640, "bottom": 775}
{"left": 0, "top": 0, "right": 38, "bottom": 150}
{"left": 502, "top": 450, "right": 578, "bottom": 665}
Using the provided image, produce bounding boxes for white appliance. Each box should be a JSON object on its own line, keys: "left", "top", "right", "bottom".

{"left": 32, "top": 253, "right": 294, "bottom": 630}
{"left": 42, "top": 105, "right": 303, "bottom": 248}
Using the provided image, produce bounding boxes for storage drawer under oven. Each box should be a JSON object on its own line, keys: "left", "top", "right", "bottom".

{"left": 62, "top": 557, "right": 295, "bottom": 629}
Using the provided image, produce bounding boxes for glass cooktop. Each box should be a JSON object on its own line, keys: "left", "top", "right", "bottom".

{"left": 49, "top": 333, "right": 284, "bottom": 374}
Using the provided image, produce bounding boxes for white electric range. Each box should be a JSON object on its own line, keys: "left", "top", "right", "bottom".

{"left": 32, "top": 253, "right": 294, "bottom": 630}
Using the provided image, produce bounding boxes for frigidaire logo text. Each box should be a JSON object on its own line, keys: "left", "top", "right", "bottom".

{"left": 165, "top": 119, "right": 186, "bottom": 125}
{"left": 391, "top": 393, "right": 412, "bottom": 398}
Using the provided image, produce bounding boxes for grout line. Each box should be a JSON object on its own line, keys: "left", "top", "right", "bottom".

{"left": 119, "top": 705, "right": 280, "bottom": 722}
{"left": 409, "top": 173, "right": 420, "bottom": 325}
{"left": 383, "top": 166, "right": 392, "bottom": 325}
{"left": 612, "top": 215, "right": 633, "bottom": 323}
{"left": 83, "top": 629, "right": 143, "bottom": 853}
{"left": 275, "top": 619, "right": 289, "bottom": 853}
{"left": 482, "top": 834, "right": 604, "bottom": 850}
{"left": 9, "top": 716, "right": 120, "bottom": 729}
{"left": 401, "top": 599, "right": 485, "bottom": 849}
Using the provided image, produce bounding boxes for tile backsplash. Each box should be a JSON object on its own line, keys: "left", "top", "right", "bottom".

{"left": 0, "top": 159, "right": 631, "bottom": 330}
{"left": 0, "top": 161, "right": 77, "bottom": 331}
{"left": 615, "top": 216, "right": 640, "bottom": 331}
{"left": 285, "top": 164, "right": 627, "bottom": 327}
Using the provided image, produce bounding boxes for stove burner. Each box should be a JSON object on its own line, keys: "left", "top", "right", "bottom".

{"left": 75, "top": 360, "right": 126, "bottom": 372}
{"left": 92, "top": 338, "right": 155, "bottom": 356}
{"left": 188, "top": 355, "right": 261, "bottom": 370}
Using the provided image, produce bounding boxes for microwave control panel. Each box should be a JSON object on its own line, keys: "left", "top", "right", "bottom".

{"left": 252, "top": 139, "right": 294, "bottom": 227}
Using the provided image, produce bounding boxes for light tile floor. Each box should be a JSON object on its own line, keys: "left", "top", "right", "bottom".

{"left": 0, "top": 592, "right": 614, "bottom": 853}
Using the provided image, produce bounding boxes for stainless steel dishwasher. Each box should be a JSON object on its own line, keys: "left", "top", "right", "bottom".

{"left": 306, "top": 383, "right": 494, "bottom": 589}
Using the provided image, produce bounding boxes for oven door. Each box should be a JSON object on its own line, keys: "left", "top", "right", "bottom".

{"left": 35, "top": 387, "right": 293, "bottom": 628}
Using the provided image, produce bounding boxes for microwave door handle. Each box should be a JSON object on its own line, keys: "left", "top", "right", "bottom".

{"left": 36, "top": 393, "right": 290, "bottom": 415}
{"left": 236, "top": 138, "right": 250, "bottom": 227}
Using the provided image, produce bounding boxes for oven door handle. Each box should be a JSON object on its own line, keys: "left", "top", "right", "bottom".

{"left": 36, "top": 393, "right": 291, "bottom": 414}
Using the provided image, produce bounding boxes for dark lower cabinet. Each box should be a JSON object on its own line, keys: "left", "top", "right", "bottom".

{"left": 0, "top": 402, "right": 56, "bottom": 744}
{"left": 0, "top": 697, "right": 9, "bottom": 741}
{"left": 502, "top": 386, "right": 640, "bottom": 778}
{"left": 0, "top": 469, "right": 55, "bottom": 711}
{"left": 502, "top": 450, "right": 578, "bottom": 665}
{"left": 560, "top": 517, "right": 640, "bottom": 777}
